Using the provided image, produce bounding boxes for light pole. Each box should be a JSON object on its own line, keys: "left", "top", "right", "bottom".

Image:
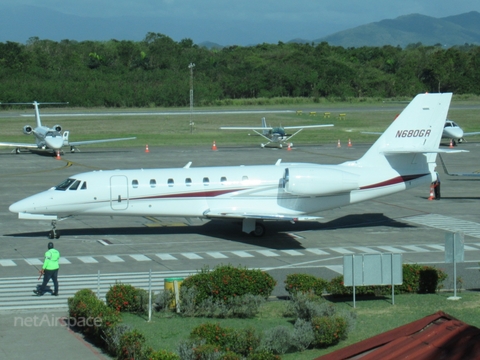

{"left": 188, "top": 63, "right": 195, "bottom": 133}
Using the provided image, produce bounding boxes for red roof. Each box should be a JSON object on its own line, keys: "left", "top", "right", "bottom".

{"left": 316, "top": 311, "right": 480, "bottom": 360}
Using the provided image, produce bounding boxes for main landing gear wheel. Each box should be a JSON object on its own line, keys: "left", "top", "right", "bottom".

{"left": 15, "top": 148, "right": 21, "bottom": 154}
{"left": 48, "top": 220, "right": 60, "bottom": 239}
{"left": 251, "top": 223, "right": 266, "bottom": 237}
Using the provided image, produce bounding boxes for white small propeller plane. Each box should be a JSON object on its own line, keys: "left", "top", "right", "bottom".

{"left": 0, "top": 101, "right": 136, "bottom": 157}
{"left": 220, "top": 117, "right": 333, "bottom": 148}
{"left": 10, "top": 93, "right": 464, "bottom": 239}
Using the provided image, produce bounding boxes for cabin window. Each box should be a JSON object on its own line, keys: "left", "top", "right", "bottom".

{"left": 81, "top": 182, "right": 87, "bottom": 190}
{"left": 69, "top": 180, "right": 81, "bottom": 190}
{"left": 221, "top": 176, "right": 227, "bottom": 185}
{"left": 55, "top": 178, "right": 76, "bottom": 191}
{"left": 168, "top": 178, "right": 174, "bottom": 187}
{"left": 150, "top": 179, "right": 156, "bottom": 188}
{"left": 185, "top": 178, "right": 192, "bottom": 186}
{"left": 132, "top": 180, "right": 139, "bottom": 188}
{"left": 203, "top": 177, "right": 209, "bottom": 186}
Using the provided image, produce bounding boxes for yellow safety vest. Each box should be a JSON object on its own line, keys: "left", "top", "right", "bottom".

{"left": 43, "top": 249, "right": 60, "bottom": 270}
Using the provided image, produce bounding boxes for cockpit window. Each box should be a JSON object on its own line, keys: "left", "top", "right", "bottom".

{"left": 69, "top": 180, "right": 81, "bottom": 190}
{"left": 81, "top": 182, "right": 87, "bottom": 190}
{"left": 55, "top": 178, "right": 76, "bottom": 191}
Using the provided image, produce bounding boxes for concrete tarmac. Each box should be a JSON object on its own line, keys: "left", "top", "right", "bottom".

{"left": 1, "top": 141, "right": 480, "bottom": 358}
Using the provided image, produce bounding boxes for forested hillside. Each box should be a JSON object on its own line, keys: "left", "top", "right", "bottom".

{"left": 1, "top": 33, "right": 479, "bottom": 107}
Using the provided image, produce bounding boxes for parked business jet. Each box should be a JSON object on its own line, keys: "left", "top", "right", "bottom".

{"left": 220, "top": 117, "right": 333, "bottom": 148}
{"left": 10, "top": 93, "right": 463, "bottom": 239}
{"left": 0, "top": 101, "right": 136, "bottom": 157}
{"left": 442, "top": 119, "right": 480, "bottom": 146}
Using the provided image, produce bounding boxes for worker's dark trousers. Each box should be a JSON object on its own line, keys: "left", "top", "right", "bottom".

{"left": 40, "top": 269, "right": 59, "bottom": 294}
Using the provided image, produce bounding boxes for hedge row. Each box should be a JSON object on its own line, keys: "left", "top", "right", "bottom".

{"left": 284, "top": 264, "right": 448, "bottom": 297}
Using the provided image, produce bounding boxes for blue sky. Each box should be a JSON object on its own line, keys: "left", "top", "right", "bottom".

{"left": 2, "top": 0, "right": 480, "bottom": 45}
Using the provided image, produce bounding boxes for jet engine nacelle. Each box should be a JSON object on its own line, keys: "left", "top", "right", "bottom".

{"left": 23, "top": 125, "right": 33, "bottom": 135}
{"left": 53, "top": 124, "right": 62, "bottom": 132}
{"left": 283, "top": 167, "right": 359, "bottom": 196}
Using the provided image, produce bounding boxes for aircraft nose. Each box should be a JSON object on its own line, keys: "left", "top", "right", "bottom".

{"left": 45, "top": 135, "right": 64, "bottom": 150}
{"left": 451, "top": 128, "right": 464, "bottom": 138}
{"left": 9, "top": 199, "right": 26, "bottom": 213}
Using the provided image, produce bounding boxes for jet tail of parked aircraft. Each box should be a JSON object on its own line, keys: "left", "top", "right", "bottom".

{"left": 357, "top": 93, "right": 453, "bottom": 176}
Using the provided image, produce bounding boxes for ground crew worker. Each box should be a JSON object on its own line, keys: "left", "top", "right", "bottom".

{"left": 34, "top": 242, "right": 60, "bottom": 296}
{"left": 433, "top": 173, "right": 441, "bottom": 200}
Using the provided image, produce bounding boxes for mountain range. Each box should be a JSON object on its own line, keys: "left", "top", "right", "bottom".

{"left": 315, "top": 11, "right": 480, "bottom": 48}
{"left": 1, "top": 5, "right": 479, "bottom": 49}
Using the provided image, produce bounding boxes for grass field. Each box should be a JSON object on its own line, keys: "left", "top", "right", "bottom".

{"left": 121, "top": 291, "right": 480, "bottom": 359}
{"left": 1, "top": 95, "right": 479, "bottom": 149}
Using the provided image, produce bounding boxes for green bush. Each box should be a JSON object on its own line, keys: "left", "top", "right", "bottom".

{"left": 182, "top": 265, "right": 276, "bottom": 303}
{"left": 190, "top": 323, "right": 235, "bottom": 348}
{"left": 400, "top": 264, "right": 447, "bottom": 294}
{"left": 189, "top": 323, "right": 260, "bottom": 357}
{"left": 260, "top": 325, "right": 293, "bottom": 355}
{"left": 106, "top": 283, "right": 147, "bottom": 313}
{"left": 145, "top": 349, "right": 181, "bottom": 360}
{"left": 67, "top": 288, "right": 120, "bottom": 343}
{"left": 311, "top": 316, "right": 348, "bottom": 348}
{"left": 285, "top": 293, "right": 335, "bottom": 321}
{"left": 284, "top": 273, "right": 327, "bottom": 296}
{"left": 118, "top": 329, "right": 146, "bottom": 360}
{"left": 327, "top": 264, "right": 448, "bottom": 297}
{"left": 247, "top": 351, "right": 281, "bottom": 360}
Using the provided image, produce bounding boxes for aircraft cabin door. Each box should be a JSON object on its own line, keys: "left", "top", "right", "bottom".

{"left": 110, "top": 175, "right": 129, "bottom": 210}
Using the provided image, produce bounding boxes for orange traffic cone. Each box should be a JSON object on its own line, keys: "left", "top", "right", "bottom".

{"left": 55, "top": 151, "right": 61, "bottom": 160}
{"left": 449, "top": 139, "right": 453, "bottom": 148}
{"left": 428, "top": 184, "right": 435, "bottom": 201}
{"left": 145, "top": 144, "right": 150, "bottom": 153}
{"left": 212, "top": 141, "right": 217, "bottom": 151}
{"left": 287, "top": 143, "right": 292, "bottom": 151}
{"left": 348, "top": 138, "right": 352, "bottom": 147}
{"left": 337, "top": 139, "right": 341, "bottom": 148}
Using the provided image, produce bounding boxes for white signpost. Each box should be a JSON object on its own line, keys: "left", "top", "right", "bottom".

{"left": 445, "top": 231, "right": 464, "bottom": 300}
{"left": 344, "top": 253, "right": 403, "bottom": 308}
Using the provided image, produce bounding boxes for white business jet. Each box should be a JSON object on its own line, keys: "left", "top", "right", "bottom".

{"left": 442, "top": 119, "right": 480, "bottom": 146}
{"left": 10, "top": 93, "right": 463, "bottom": 239}
{"left": 220, "top": 117, "right": 333, "bottom": 148}
{"left": 0, "top": 101, "right": 136, "bottom": 157}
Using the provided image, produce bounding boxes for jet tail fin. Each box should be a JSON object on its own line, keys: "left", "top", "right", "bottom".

{"left": 358, "top": 93, "right": 452, "bottom": 169}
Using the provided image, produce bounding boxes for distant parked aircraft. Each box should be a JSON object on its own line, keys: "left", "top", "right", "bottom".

{"left": 220, "top": 117, "right": 333, "bottom": 148}
{"left": 0, "top": 101, "right": 136, "bottom": 157}
{"left": 442, "top": 119, "right": 480, "bottom": 146}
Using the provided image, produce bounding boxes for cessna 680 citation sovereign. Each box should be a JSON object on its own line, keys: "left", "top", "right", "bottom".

{"left": 10, "top": 93, "right": 460, "bottom": 238}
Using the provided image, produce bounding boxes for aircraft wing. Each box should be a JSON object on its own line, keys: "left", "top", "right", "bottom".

{"left": 220, "top": 126, "right": 274, "bottom": 130}
{"left": 220, "top": 124, "right": 333, "bottom": 130}
{"left": 0, "top": 141, "right": 39, "bottom": 149}
{"left": 68, "top": 137, "right": 136, "bottom": 146}
{"left": 204, "top": 208, "right": 322, "bottom": 222}
{"left": 438, "top": 154, "right": 480, "bottom": 177}
{"left": 282, "top": 124, "right": 333, "bottom": 129}
{"left": 463, "top": 131, "right": 480, "bottom": 137}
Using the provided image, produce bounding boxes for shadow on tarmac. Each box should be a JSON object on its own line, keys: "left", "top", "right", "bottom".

{"left": 5, "top": 213, "right": 413, "bottom": 249}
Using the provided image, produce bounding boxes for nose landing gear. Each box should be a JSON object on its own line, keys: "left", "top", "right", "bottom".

{"left": 48, "top": 220, "right": 60, "bottom": 239}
